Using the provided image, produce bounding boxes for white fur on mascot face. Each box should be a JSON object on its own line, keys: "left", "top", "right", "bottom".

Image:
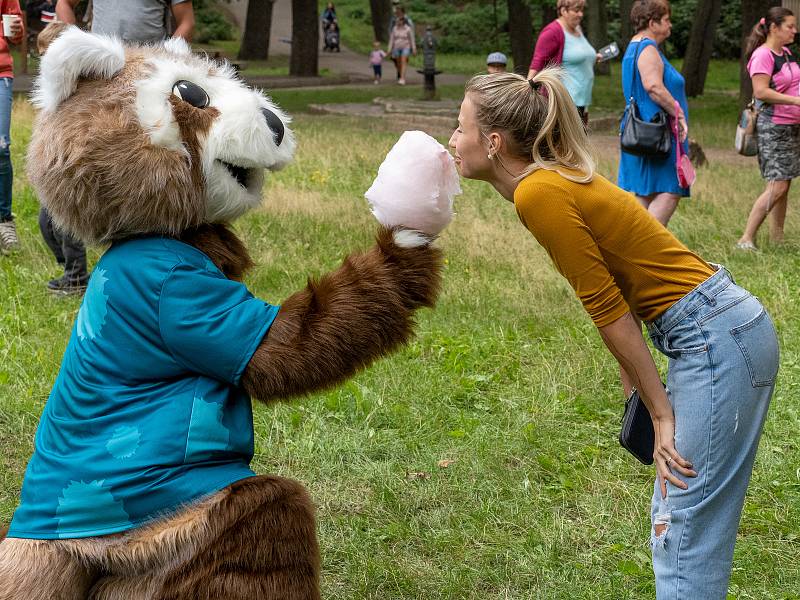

{"left": 32, "top": 26, "right": 296, "bottom": 229}
{"left": 134, "top": 37, "right": 296, "bottom": 222}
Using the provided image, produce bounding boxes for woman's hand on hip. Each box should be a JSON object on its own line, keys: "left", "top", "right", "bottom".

{"left": 653, "top": 415, "right": 697, "bottom": 498}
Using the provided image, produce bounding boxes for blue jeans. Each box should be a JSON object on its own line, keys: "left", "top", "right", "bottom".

{"left": 0, "top": 77, "right": 12, "bottom": 221}
{"left": 646, "top": 266, "right": 778, "bottom": 599}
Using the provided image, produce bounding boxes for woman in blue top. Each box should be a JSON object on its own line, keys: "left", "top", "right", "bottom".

{"left": 618, "top": 0, "right": 688, "bottom": 226}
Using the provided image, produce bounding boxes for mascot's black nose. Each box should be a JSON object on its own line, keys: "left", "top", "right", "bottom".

{"left": 261, "top": 108, "right": 285, "bottom": 146}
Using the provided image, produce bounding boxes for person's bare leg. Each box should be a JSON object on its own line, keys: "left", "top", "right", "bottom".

{"left": 739, "top": 180, "right": 790, "bottom": 246}
{"left": 637, "top": 194, "right": 653, "bottom": 211}
{"left": 768, "top": 180, "right": 791, "bottom": 243}
{"left": 647, "top": 193, "right": 680, "bottom": 226}
{"left": 398, "top": 56, "right": 407, "bottom": 82}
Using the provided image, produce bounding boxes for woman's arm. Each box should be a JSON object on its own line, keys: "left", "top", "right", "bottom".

{"left": 171, "top": 1, "right": 195, "bottom": 41}
{"left": 6, "top": 1, "right": 24, "bottom": 45}
{"left": 527, "top": 25, "right": 561, "bottom": 79}
{"left": 55, "top": 0, "right": 80, "bottom": 24}
{"left": 752, "top": 72, "right": 800, "bottom": 106}
{"left": 637, "top": 45, "right": 687, "bottom": 139}
{"left": 598, "top": 312, "right": 697, "bottom": 497}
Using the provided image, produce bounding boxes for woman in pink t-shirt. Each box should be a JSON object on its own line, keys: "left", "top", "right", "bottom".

{"left": 737, "top": 7, "right": 800, "bottom": 250}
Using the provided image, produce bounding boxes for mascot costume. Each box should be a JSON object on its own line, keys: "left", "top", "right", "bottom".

{"left": 0, "top": 25, "right": 452, "bottom": 600}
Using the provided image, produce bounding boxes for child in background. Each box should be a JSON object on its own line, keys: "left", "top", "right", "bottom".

{"left": 369, "top": 40, "right": 386, "bottom": 84}
{"left": 486, "top": 51, "right": 508, "bottom": 74}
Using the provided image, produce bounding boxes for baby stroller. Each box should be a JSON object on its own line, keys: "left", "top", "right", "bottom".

{"left": 323, "top": 20, "right": 340, "bottom": 52}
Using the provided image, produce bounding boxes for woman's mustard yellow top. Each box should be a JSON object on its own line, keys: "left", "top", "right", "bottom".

{"left": 514, "top": 169, "right": 714, "bottom": 327}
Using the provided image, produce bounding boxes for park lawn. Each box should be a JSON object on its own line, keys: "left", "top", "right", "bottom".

{"left": 1, "top": 101, "right": 799, "bottom": 598}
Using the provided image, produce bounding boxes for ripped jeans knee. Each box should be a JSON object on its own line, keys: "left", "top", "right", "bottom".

{"left": 652, "top": 502, "right": 672, "bottom": 551}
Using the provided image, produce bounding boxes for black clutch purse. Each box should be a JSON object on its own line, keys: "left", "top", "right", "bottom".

{"left": 619, "top": 41, "right": 671, "bottom": 159}
{"left": 619, "top": 388, "right": 654, "bottom": 465}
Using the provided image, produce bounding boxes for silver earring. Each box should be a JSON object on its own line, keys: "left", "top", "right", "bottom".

{"left": 487, "top": 153, "right": 493, "bottom": 159}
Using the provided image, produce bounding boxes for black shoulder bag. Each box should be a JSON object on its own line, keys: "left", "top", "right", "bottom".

{"left": 620, "top": 41, "right": 671, "bottom": 159}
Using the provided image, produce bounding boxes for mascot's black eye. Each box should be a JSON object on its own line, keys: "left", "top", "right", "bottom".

{"left": 172, "top": 80, "right": 210, "bottom": 108}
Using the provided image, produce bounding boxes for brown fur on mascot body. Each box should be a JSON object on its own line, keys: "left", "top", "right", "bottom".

{"left": 0, "top": 26, "right": 445, "bottom": 600}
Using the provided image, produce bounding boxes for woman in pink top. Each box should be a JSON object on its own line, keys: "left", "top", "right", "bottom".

{"left": 0, "top": 0, "right": 23, "bottom": 252}
{"left": 737, "top": 7, "right": 800, "bottom": 250}
{"left": 387, "top": 16, "right": 415, "bottom": 85}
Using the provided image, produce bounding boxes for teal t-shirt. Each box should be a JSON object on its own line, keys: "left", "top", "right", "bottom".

{"left": 562, "top": 29, "right": 596, "bottom": 107}
{"left": 8, "top": 237, "right": 279, "bottom": 539}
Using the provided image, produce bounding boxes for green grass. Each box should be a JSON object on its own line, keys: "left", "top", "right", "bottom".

{"left": 2, "top": 96, "right": 800, "bottom": 598}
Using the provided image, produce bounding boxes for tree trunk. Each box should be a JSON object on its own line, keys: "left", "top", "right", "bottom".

{"left": 507, "top": 0, "right": 534, "bottom": 75}
{"left": 238, "top": 0, "right": 274, "bottom": 61}
{"left": 618, "top": 0, "right": 634, "bottom": 53}
{"left": 584, "top": 0, "right": 609, "bottom": 75}
{"left": 740, "top": 0, "right": 780, "bottom": 107}
{"left": 369, "top": 0, "right": 392, "bottom": 44}
{"left": 290, "top": 0, "right": 318, "bottom": 76}
{"left": 681, "top": 0, "right": 723, "bottom": 96}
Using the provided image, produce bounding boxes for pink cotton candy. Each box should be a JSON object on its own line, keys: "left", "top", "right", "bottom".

{"left": 365, "top": 131, "right": 460, "bottom": 236}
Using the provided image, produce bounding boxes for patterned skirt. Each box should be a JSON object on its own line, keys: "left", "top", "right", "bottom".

{"left": 756, "top": 113, "right": 800, "bottom": 181}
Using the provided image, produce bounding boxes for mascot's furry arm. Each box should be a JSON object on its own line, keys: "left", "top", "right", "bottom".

{"left": 243, "top": 130, "right": 457, "bottom": 403}
{"left": 242, "top": 227, "right": 442, "bottom": 402}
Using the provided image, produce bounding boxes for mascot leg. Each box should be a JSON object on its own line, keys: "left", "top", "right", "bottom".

{"left": 0, "top": 528, "right": 97, "bottom": 600}
{"left": 156, "top": 475, "right": 320, "bottom": 600}
{"left": 87, "top": 475, "right": 319, "bottom": 600}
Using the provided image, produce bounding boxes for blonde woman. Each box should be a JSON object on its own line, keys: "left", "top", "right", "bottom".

{"left": 449, "top": 69, "right": 778, "bottom": 598}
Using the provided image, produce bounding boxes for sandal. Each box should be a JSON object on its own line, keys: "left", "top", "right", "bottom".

{"left": 735, "top": 240, "right": 759, "bottom": 251}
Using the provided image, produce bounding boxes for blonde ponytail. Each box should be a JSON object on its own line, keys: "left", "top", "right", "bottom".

{"left": 464, "top": 68, "right": 595, "bottom": 183}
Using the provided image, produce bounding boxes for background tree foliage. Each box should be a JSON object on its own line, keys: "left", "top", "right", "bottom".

{"left": 191, "top": 0, "right": 237, "bottom": 43}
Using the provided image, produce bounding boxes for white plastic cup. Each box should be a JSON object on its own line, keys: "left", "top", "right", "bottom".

{"left": 2, "top": 15, "right": 18, "bottom": 38}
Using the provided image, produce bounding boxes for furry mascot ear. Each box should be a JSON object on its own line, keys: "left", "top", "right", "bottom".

{"left": 162, "top": 36, "right": 192, "bottom": 56}
{"left": 32, "top": 25, "right": 126, "bottom": 113}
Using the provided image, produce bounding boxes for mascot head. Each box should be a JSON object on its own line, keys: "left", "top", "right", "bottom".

{"left": 28, "top": 26, "right": 295, "bottom": 245}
